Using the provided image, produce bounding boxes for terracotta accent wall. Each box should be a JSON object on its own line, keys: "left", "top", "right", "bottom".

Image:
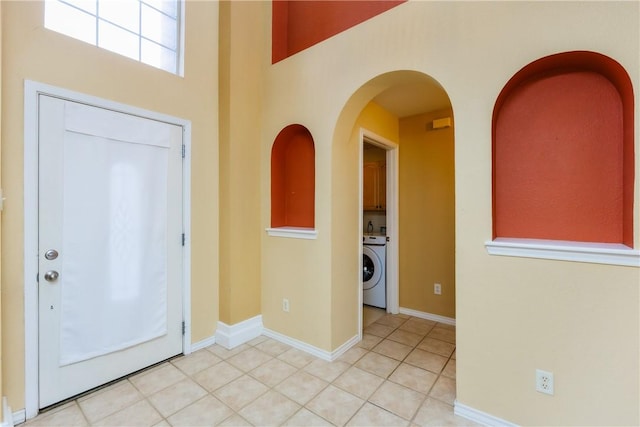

{"left": 272, "top": 0, "right": 405, "bottom": 63}
{"left": 271, "top": 125, "right": 315, "bottom": 228}
{"left": 493, "top": 51, "right": 634, "bottom": 246}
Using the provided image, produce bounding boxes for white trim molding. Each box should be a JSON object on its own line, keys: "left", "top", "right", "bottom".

{"left": 359, "top": 128, "right": 401, "bottom": 320}
{"left": 181, "top": 123, "right": 193, "bottom": 356}
{"left": 485, "top": 238, "right": 640, "bottom": 267}
{"left": 454, "top": 401, "right": 519, "bottom": 427}
{"left": 11, "top": 410, "right": 25, "bottom": 427}
{"left": 399, "top": 307, "right": 456, "bottom": 326}
{"left": 190, "top": 335, "right": 216, "bottom": 352}
{"left": 329, "top": 335, "right": 360, "bottom": 361}
{"left": 263, "top": 328, "right": 356, "bottom": 362}
{"left": 2, "top": 398, "right": 15, "bottom": 427}
{"left": 213, "top": 317, "right": 359, "bottom": 362}
{"left": 263, "top": 328, "right": 331, "bottom": 361}
{"left": 9, "top": 409, "right": 24, "bottom": 427}
{"left": 215, "top": 316, "right": 264, "bottom": 349}
{"left": 265, "top": 227, "right": 318, "bottom": 240}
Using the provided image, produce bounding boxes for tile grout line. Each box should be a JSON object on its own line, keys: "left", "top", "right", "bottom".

{"left": 25, "top": 314, "right": 456, "bottom": 427}
{"left": 211, "top": 338, "right": 327, "bottom": 426}
{"left": 375, "top": 316, "right": 454, "bottom": 424}
{"left": 194, "top": 316, "right": 445, "bottom": 426}
{"left": 207, "top": 314, "right": 456, "bottom": 426}
{"left": 236, "top": 340, "right": 359, "bottom": 426}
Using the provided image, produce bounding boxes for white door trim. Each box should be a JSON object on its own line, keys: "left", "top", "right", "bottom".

{"left": 359, "top": 128, "right": 399, "bottom": 335}
{"left": 23, "top": 80, "right": 192, "bottom": 418}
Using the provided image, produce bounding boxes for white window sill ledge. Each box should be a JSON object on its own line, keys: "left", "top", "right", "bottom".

{"left": 266, "top": 227, "right": 318, "bottom": 240}
{"left": 485, "top": 238, "right": 640, "bottom": 267}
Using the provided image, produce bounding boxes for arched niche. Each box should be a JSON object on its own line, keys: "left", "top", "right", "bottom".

{"left": 271, "top": 124, "right": 315, "bottom": 229}
{"left": 493, "top": 51, "right": 635, "bottom": 247}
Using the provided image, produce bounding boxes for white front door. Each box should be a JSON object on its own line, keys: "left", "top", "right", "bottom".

{"left": 37, "top": 95, "right": 184, "bottom": 408}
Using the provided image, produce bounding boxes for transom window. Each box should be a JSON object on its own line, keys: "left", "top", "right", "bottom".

{"left": 45, "top": 0, "right": 183, "bottom": 75}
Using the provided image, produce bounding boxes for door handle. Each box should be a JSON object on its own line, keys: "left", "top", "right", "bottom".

{"left": 44, "top": 270, "right": 59, "bottom": 282}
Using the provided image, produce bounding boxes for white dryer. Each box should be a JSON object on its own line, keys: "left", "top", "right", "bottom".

{"left": 363, "top": 235, "right": 386, "bottom": 309}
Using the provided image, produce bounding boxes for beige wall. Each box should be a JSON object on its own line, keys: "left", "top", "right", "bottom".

{"left": 399, "top": 109, "right": 455, "bottom": 318}
{"left": 218, "top": 1, "right": 266, "bottom": 325}
{"left": 0, "top": 0, "right": 219, "bottom": 410}
{"left": 360, "top": 104, "right": 457, "bottom": 321}
{"left": 356, "top": 101, "right": 400, "bottom": 143}
{"left": 260, "top": 1, "right": 639, "bottom": 424}
{"left": 1, "top": 1, "right": 638, "bottom": 424}
{"left": 332, "top": 101, "right": 400, "bottom": 348}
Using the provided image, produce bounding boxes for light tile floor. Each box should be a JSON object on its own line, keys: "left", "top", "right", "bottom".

{"left": 362, "top": 306, "right": 386, "bottom": 328}
{"left": 24, "top": 313, "right": 478, "bottom": 426}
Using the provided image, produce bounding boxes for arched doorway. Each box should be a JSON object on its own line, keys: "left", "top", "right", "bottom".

{"left": 330, "top": 70, "right": 455, "bottom": 346}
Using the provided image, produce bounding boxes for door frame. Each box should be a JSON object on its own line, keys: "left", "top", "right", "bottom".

{"left": 23, "top": 80, "right": 192, "bottom": 418}
{"left": 359, "top": 128, "right": 399, "bottom": 333}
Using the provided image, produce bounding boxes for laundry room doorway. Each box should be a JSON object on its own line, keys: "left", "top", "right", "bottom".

{"left": 359, "top": 130, "right": 399, "bottom": 333}
{"left": 351, "top": 72, "right": 455, "bottom": 338}
{"left": 331, "top": 70, "right": 454, "bottom": 346}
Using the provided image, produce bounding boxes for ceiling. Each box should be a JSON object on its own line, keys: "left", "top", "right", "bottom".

{"left": 372, "top": 81, "right": 451, "bottom": 118}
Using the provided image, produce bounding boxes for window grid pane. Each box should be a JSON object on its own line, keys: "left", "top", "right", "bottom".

{"left": 98, "top": 19, "right": 140, "bottom": 62}
{"left": 45, "top": 1, "right": 97, "bottom": 45}
{"left": 62, "top": 0, "right": 97, "bottom": 15}
{"left": 141, "top": 39, "right": 177, "bottom": 73}
{"left": 45, "top": 0, "right": 180, "bottom": 75}
{"left": 142, "top": 0, "right": 178, "bottom": 18}
{"left": 141, "top": 4, "right": 178, "bottom": 50}
{"left": 98, "top": 0, "right": 140, "bottom": 33}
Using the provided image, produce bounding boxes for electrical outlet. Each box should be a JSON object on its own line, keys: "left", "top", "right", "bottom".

{"left": 536, "top": 369, "right": 554, "bottom": 395}
{"left": 434, "top": 283, "right": 442, "bottom": 295}
{"left": 282, "top": 298, "right": 290, "bottom": 312}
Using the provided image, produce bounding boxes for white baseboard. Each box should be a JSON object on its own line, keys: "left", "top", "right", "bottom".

{"left": 399, "top": 307, "right": 456, "bottom": 326}
{"left": 190, "top": 335, "right": 216, "bottom": 352}
{"left": 2, "top": 398, "right": 14, "bottom": 427}
{"left": 3, "top": 404, "right": 24, "bottom": 427}
{"left": 215, "top": 315, "right": 263, "bottom": 349}
{"left": 330, "top": 334, "right": 360, "bottom": 361}
{"left": 204, "top": 314, "right": 358, "bottom": 361}
{"left": 262, "top": 328, "right": 334, "bottom": 361}
{"left": 11, "top": 410, "right": 24, "bottom": 427}
{"left": 454, "top": 401, "right": 518, "bottom": 427}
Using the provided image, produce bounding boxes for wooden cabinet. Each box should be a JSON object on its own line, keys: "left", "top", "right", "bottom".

{"left": 363, "top": 161, "right": 386, "bottom": 210}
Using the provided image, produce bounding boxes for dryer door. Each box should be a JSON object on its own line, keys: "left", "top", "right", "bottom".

{"left": 363, "top": 246, "right": 382, "bottom": 290}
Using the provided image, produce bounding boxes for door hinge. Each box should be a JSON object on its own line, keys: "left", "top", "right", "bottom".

{"left": 182, "top": 321, "right": 186, "bottom": 335}
{"left": 182, "top": 233, "right": 185, "bottom": 246}
{"left": 181, "top": 144, "right": 185, "bottom": 158}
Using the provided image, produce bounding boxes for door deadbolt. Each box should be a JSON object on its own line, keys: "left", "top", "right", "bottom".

{"left": 44, "top": 270, "right": 59, "bottom": 282}
{"left": 45, "top": 249, "right": 59, "bottom": 260}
